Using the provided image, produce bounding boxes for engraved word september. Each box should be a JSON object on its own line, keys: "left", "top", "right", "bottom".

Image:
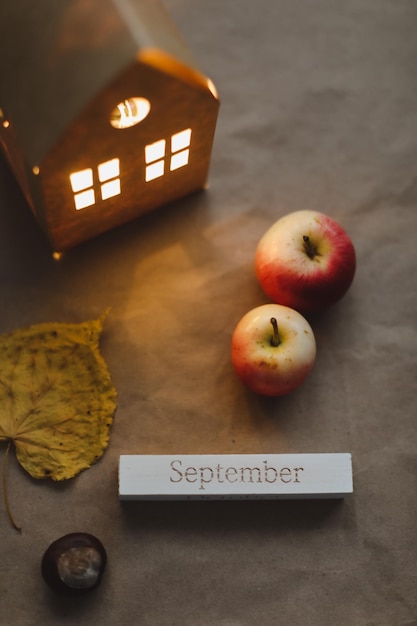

{"left": 169, "top": 459, "right": 304, "bottom": 491}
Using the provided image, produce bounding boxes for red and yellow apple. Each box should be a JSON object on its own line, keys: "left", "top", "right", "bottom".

{"left": 231, "top": 303, "right": 316, "bottom": 396}
{"left": 255, "top": 210, "right": 356, "bottom": 314}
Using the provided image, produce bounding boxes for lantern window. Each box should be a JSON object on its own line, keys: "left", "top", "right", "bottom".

{"left": 145, "top": 128, "right": 192, "bottom": 182}
{"left": 101, "top": 178, "right": 121, "bottom": 200}
{"left": 70, "top": 158, "right": 121, "bottom": 210}
{"left": 110, "top": 97, "right": 151, "bottom": 129}
{"left": 70, "top": 168, "right": 93, "bottom": 193}
{"left": 74, "top": 189, "right": 95, "bottom": 211}
{"left": 145, "top": 160, "right": 165, "bottom": 182}
{"left": 171, "top": 129, "right": 191, "bottom": 153}
{"left": 170, "top": 149, "right": 189, "bottom": 171}
{"left": 98, "top": 158, "right": 119, "bottom": 182}
{"left": 145, "top": 139, "right": 166, "bottom": 165}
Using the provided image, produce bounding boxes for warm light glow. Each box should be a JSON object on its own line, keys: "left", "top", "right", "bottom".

{"left": 110, "top": 97, "right": 151, "bottom": 129}
{"left": 170, "top": 149, "right": 189, "bottom": 171}
{"left": 206, "top": 78, "right": 219, "bottom": 99}
{"left": 98, "top": 158, "right": 120, "bottom": 182}
{"left": 145, "top": 161, "right": 164, "bottom": 181}
{"left": 145, "top": 139, "right": 166, "bottom": 163}
{"left": 70, "top": 158, "right": 122, "bottom": 209}
{"left": 171, "top": 128, "right": 191, "bottom": 153}
{"left": 101, "top": 179, "right": 121, "bottom": 200}
{"left": 0, "top": 108, "right": 10, "bottom": 129}
{"left": 145, "top": 129, "right": 193, "bottom": 182}
{"left": 70, "top": 168, "right": 93, "bottom": 193}
{"left": 138, "top": 49, "right": 220, "bottom": 100}
{"left": 74, "top": 189, "right": 95, "bottom": 210}
{"left": 32, "top": 166, "right": 40, "bottom": 175}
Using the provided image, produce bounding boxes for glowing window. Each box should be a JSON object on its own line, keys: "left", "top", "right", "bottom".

{"left": 170, "top": 149, "right": 189, "bottom": 171}
{"left": 101, "top": 179, "right": 121, "bottom": 200}
{"left": 70, "top": 168, "right": 93, "bottom": 193}
{"left": 98, "top": 158, "right": 120, "bottom": 182}
{"left": 145, "top": 129, "right": 192, "bottom": 182}
{"left": 145, "top": 160, "right": 165, "bottom": 182}
{"left": 145, "top": 140, "right": 166, "bottom": 164}
{"left": 70, "top": 158, "right": 121, "bottom": 210}
{"left": 74, "top": 189, "right": 95, "bottom": 210}
{"left": 110, "top": 97, "right": 151, "bottom": 129}
{"left": 171, "top": 129, "right": 191, "bottom": 153}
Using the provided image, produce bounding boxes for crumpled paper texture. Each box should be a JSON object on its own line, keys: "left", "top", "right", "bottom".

{"left": 0, "top": 0, "right": 416, "bottom": 624}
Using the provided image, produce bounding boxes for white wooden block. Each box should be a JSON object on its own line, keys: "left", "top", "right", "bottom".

{"left": 119, "top": 453, "right": 353, "bottom": 500}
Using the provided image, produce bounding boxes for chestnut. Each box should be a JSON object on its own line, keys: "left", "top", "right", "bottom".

{"left": 41, "top": 532, "right": 107, "bottom": 594}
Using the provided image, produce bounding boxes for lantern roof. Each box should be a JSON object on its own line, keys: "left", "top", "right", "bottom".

{"left": 0, "top": 0, "right": 207, "bottom": 166}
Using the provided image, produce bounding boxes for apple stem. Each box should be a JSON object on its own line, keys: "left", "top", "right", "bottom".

{"left": 270, "top": 317, "right": 281, "bottom": 347}
{"left": 303, "top": 235, "right": 318, "bottom": 259}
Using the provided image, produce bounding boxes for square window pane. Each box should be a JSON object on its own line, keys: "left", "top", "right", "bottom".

{"left": 171, "top": 128, "right": 191, "bottom": 153}
{"left": 170, "top": 149, "right": 189, "bottom": 171}
{"left": 145, "top": 160, "right": 165, "bottom": 181}
{"left": 74, "top": 189, "right": 95, "bottom": 210}
{"left": 98, "top": 158, "right": 120, "bottom": 182}
{"left": 145, "top": 139, "right": 166, "bottom": 164}
{"left": 70, "top": 168, "right": 93, "bottom": 192}
{"left": 101, "top": 178, "right": 121, "bottom": 200}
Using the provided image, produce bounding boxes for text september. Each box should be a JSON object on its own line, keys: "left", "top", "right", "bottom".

{"left": 169, "top": 459, "right": 304, "bottom": 491}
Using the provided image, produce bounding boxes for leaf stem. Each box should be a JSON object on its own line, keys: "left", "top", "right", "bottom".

{"left": 270, "top": 317, "right": 281, "bottom": 347}
{"left": 2, "top": 440, "right": 21, "bottom": 531}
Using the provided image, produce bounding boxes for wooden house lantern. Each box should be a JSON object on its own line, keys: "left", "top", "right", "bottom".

{"left": 0, "top": 0, "right": 219, "bottom": 251}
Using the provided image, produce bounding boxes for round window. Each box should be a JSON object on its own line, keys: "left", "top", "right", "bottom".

{"left": 110, "top": 97, "right": 151, "bottom": 129}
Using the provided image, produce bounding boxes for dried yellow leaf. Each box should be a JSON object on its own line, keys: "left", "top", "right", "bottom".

{"left": 0, "top": 314, "right": 117, "bottom": 486}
